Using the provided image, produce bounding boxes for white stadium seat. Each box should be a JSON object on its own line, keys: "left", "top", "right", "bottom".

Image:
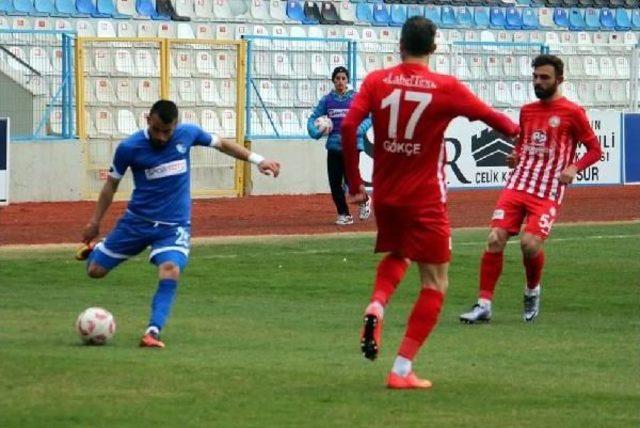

{"left": 195, "top": 23, "right": 213, "bottom": 40}
{"left": 215, "top": 23, "right": 231, "bottom": 40}
{"left": 117, "top": 110, "right": 138, "bottom": 135}
{"left": 338, "top": 0, "right": 356, "bottom": 23}
{"left": 454, "top": 56, "right": 470, "bottom": 80}
{"left": 280, "top": 110, "right": 301, "bottom": 135}
{"left": 138, "top": 22, "right": 155, "bottom": 38}
{"left": 117, "top": 21, "right": 136, "bottom": 38}
{"left": 278, "top": 80, "right": 295, "bottom": 104}
{"left": 256, "top": 79, "right": 278, "bottom": 106}
{"left": 95, "top": 78, "right": 117, "bottom": 104}
{"left": 567, "top": 56, "right": 584, "bottom": 78}
{"left": 95, "top": 109, "right": 116, "bottom": 137}
{"left": 253, "top": 51, "right": 271, "bottom": 77}
{"left": 181, "top": 109, "right": 199, "bottom": 125}
{"left": 511, "top": 82, "right": 527, "bottom": 106}
{"left": 175, "top": 0, "right": 195, "bottom": 20}
{"left": 562, "top": 82, "right": 577, "bottom": 103}
{"left": 116, "top": 79, "right": 136, "bottom": 105}
{"left": 610, "top": 81, "right": 627, "bottom": 104}
{"left": 138, "top": 111, "right": 149, "bottom": 130}
{"left": 356, "top": 53, "right": 366, "bottom": 79}
{"left": 270, "top": 0, "right": 292, "bottom": 22}
{"left": 599, "top": 57, "right": 615, "bottom": 79}
{"left": 234, "top": 24, "right": 249, "bottom": 41}
{"left": 343, "top": 27, "right": 359, "bottom": 41}
{"left": 518, "top": 56, "right": 530, "bottom": 77}
{"left": 135, "top": 49, "right": 158, "bottom": 76}
{"left": 434, "top": 55, "right": 449, "bottom": 74}
{"left": 364, "top": 53, "right": 381, "bottom": 74}
{"left": 194, "top": 0, "right": 213, "bottom": 20}
{"left": 49, "top": 109, "right": 63, "bottom": 135}
{"left": 486, "top": 56, "right": 500, "bottom": 77}
{"left": 250, "top": 0, "right": 270, "bottom": 21}
{"left": 173, "top": 51, "right": 195, "bottom": 77}
{"left": 219, "top": 79, "right": 235, "bottom": 106}
{"left": 469, "top": 56, "right": 484, "bottom": 79}
{"left": 577, "top": 82, "right": 592, "bottom": 105}
{"left": 157, "top": 22, "right": 175, "bottom": 38}
{"left": 494, "top": 81, "right": 512, "bottom": 107}
{"left": 177, "top": 23, "right": 195, "bottom": 39}
{"left": 213, "top": 0, "right": 233, "bottom": 19}
{"left": 97, "top": 20, "right": 116, "bottom": 38}
{"left": 220, "top": 109, "right": 236, "bottom": 137}
{"left": 30, "top": 47, "right": 53, "bottom": 75}
{"left": 94, "top": 49, "right": 113, "bottom": 75}
{"left": 76, "top": 20, "right": 96, "bottom": 37}
{"left": 615, "top": 57, "right": 629, "bottom": 78}
{"left": 215, "top": 52, "right": 235, "bottom": 78}
{"left": 178, "top": 79, "right": 197, "bottom": 105}
{"left": 273, "top": 52, "right": 292, "bottom": 77}
{"left": 200, "top": 79, "right": 221, "bottom": 106}
{"left": 291, "top": 52, "right": 309, "bottom": 79}
{"left": 201, "top": 109, "right": 221, "bottom": 134}
{"left": 316, "top": 81, "right": 331, "bottom": 101}
{"left": 594, "top": 82, "right": 610, "bottom": 104}
{"left": 138, "top": 79, "right": 158, "bottom": 105}
{"left": 117, "top": 0, "right": 136, "bottom": 16}
{"left": 297, "top": 81, "right": 314, "bottom": 106}
{"left": 361, "top": 28, "right": 378, "bottom": 52}
{"left": 503, "top": 56, "right": 517, "bottom": 77}
{"left": 329, "top": 53, "right": 346, "bottom": 71}
{"left": 583, "top": 56, "right": 600, "bottom": 77}
{"left": 195, "top": 51, "right": 216, "bottom": 76}
{"left": 272, "top": 25, "right": 288, "bottom": 49}
{"left": 382, "top": 53, "right": 399, "bottom": 70}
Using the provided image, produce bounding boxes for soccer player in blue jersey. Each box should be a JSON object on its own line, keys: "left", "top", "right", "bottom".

{"left": 77, "top": 100, "right": 280, "bottom": 348}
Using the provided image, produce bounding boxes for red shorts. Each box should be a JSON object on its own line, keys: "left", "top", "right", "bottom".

{"left": 374, "top": 203, "right": 451, "bottom": 264}
{"left": 490, "top": 189, "right": 560, "bottom": 240}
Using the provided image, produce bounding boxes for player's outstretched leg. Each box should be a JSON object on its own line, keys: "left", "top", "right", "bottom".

{"left": 360, "top": 254, "right": 409, "bottom": 361}
{"left": 521, "top": 236, "right": 544, "bottom": 323}
{"left": 459, "top": 302, "right": 492, "bottom": 324}
{"left": 141, "top": 262, "right": 180, "bottom": 349}
{"left": 75, "top": 242, "right": 95, "bottom": 261}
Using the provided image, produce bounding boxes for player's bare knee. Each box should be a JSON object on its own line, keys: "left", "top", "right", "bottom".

{"left": 520, "top": 235, "right": 542, "bottom": 258}
{"left": 487, "top": 229, "right": 508, "bottom": 252}
{"left": 87, "top": 264, "right": 107, "bottom": 279}
{"left": 158, "top": 262, "right": 180, "bottom": 280}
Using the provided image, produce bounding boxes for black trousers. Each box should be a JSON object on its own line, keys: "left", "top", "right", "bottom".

{"left": 327, "top": 150, "right": 350, "bottom": 216}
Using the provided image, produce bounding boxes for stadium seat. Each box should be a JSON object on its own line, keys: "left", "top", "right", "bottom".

{"left": 594, "top": 82, "right": 609, "bottom": 104}
{"left": 215, "top": 52, "right": 234, "bottom": 78}
{"left": 518, "top": 55, "right": 530, "bottom": 76}
{"left": 553, "top": 8, "right": 568, "bottom": 28}
{"left": 615, "top": 56, "right": 629, "bottom": 78}
{"left": 389, "top": 4, "right": 406, "bottom": 26}
{"left": 137, "top": 21, "right": 154, "bottom": 37}
{"left": 584, "top": 8, "right": 599, "bottom": 29}
{"left": 363, "top": 53, "right": 381, "bottom": 73}
{"left": 315, "top": 80, "right": 330, "bottom": 102}
{"left": 538, "top": 7, "right": 555, "bottom": 28}
{"left": 434, "top": 55, "right": 449, "bottom": 74}
{"left": 138, "top": 79, "right": 157, "bottom": 105}
{"left": 194, "top": 23, "right": 212, "bottom": 39}
{"left": 453, "top": 56, "right": 469, "bottom": 79}
{"left": 406, "top": 4, "right": 422, "bottom": 19}
{"left": 212, "top": 0, "right": 232, "bottom": 18}
{"left": 269, "top": 0, "right": 292, "bottom": 21}
{"left": 505, "top": 6, "right": 522, "bottom": 29}
{"left": 199, "top": 79, "right": 220, "bottom": 105}
{"left": 97, "top": 19, "right": 116, "bottom": 36}
{"left": 424, "top": 5, "right": 441, "bottom": 27}
{"left": 355, "top": 53, "right": 366, "bottom": 79}
{"left": 136, "top": 0, "right": 160, "bottom": 18}
{"left": 234, "top": 24, "right": 248, "bottom": 41}
{"left": 29, "top": 47, "right": 52, "bottom": 75}
{"left": 228, "top": 0, "right": 247, "bottom": 18}
{"left": 219, "top": 109, "right": 235, "bottom": 137}
{"left": 599, "top": 8, "right": 614, "bottom": 30}
{"left": 95, "top": 109, "right": 116, "bottom": 137}
{"left": 486, "top": 55, "right": 500, "bottom": 77}
{"left": 457, "top": 7, "right": 472, "bottom": 28}
{"left": 576, "top": 31, "right": 592, "bottom": 51}
{"left": 249, "top": 0, "right": 268, "bottom": 21}
{"left": 569, "top": 8, "right": 585, "bottom": 30}
{"left": 214, "top": 23, "right": 230, "bottom": 40}
{"left": 494, "top": 81, "right": 511, "bottom": 106}
{"left": 474, "top": 6, "right": 489, "bottom": 28}
{"left": 116, "top": 20, "right": 135, "bottom": 36}
{"left": 614, "top": 8, "right": 630, "bottom": 30}
{"left": 512, "top": 81, "right": 527, "bottom": 106}
{"left": 280, "top": 110, "right": 301, "bottom": 135}
{"left": 297, "top": 80, "right": 314, "bottom": 106}
{"left": 178, "top": 79, "right": 197, "bottom": 105}
{"left": 253, "top": 51, "right": 271, "bottom": 77}
{"left": 172, "top": 51, "right": 194, "bottom": 76}
{"left": 277, "top": 80, "right": 295, "bottom": 105}
{"left": 310, "top": 53, "right": 329, "bottom": 77}
{"left": 583, "top": 56, "right": 599, "bottom": 76}
{"left": 467, "top": 56, "right": 482, "bottom": 79}
{"left": 621, "top": 31, "right": 635, "bottom": 47}
{"left": 567, "top": 56, "right": 584, "bottom": 77}
{"left": 521, "top": 7, "right": 539, "bottom": 29}
{"left": 441, "top": 6, "right": 457, "bottom": 28}
{"left": 193, "top": 0, "right": 212, "bottom": 19}
{"left": 356, "top": 2, "right": 372, "bottom": 23}
{"left": 599, "top": 56, "right": 615, "bottom": 79}
{"left": 181, "top": 109, "right": 198, "bottom": 125}
{"left": 610, "top": 81, "right": 626, "bottom": 105}
{"left": 490, "top": 7, "right": 506, "bottom": 28}
{"left": 320, "top": 1, "right": 344, "bottom": 24}
{"left": 13, "top": 0, "right": 35, "bottom": 15}
{"left": 286, "top": 0, "right": 305, "bottom": 22}
{"left": 219, "top": 79, "right": 235, "bottom": 106}
{"left": 632, "top": 9, "right": 640, "bottom": 30}
{"left": 0, "top": 0, "right": 15, "bottom": 14}
{"left": 34, "top": 0, "right": 56, "bottom": 15}
{"left": 117, "top": 109, "right": 138, "bottom": 135}
{"left": 303, "top": 1, "right": 321, "bottom": 24}
{"left": 503, "top": 55, "right": 518, "bottom": 76}
{"left": 115, "top": 79, "right": 135, "bottom": 104}
{"left": 115, "top": 0, "right": 134, "bottom": 16}
{"left": 343, "top": 26, "right": 358, "bottom": 41}
{"left": 157, "top": 21, "right": 174, "bottom": 37}
{"left": 379, "top": 27, "right": 395, "bottom": 43}
{"left": 562, "top": 81, "right": 577, "bottom": 101}
{"left": 372, "top": 2, "right": 389, "bottom": 25}
{"left": 98, "top": 0, "right": 128, "bottom": 17}
{"left": 135, "top": 49, "right": 157, "bottom": 76}
{"left": 328, "top": 52, "right": 345, "bottom": 71}
{"left": 291, "top": 52, "right": 309, "bottom": 78}
{"left": 338, "top": 0, "right": 356, "bottom": 22}
{"left": 176, "top": 22, "right": 194, "bottom": 38}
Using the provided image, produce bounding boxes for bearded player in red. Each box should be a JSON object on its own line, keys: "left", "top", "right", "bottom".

{"left": 341, "top": 16, "right": 519, "bottom": 389}
{"left": 460, "top": 55, "right": 602, "bottom": 325}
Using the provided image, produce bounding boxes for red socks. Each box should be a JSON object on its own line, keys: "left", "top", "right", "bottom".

{"left": 398, "top": 288, "right": 444, "bottom": 360}
{"left": 371, "top": 254, "right": 409, "bottom": 306}
{"left": 523, "top": 250, "right": 544, "bottom": 289}
{"left": 478, "top": 251, "right": 504, "bottom": 300}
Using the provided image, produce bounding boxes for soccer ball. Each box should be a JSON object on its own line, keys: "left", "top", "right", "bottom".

{"left": 75, "top": 307, "right": 116, "bottom": 345}
{"left": 314, "top": 116, "right": 333, "bottom": 136}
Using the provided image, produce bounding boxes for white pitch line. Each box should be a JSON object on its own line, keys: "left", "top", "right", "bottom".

{"left": 196, "top": 234, "right": 639, "bottom": 259}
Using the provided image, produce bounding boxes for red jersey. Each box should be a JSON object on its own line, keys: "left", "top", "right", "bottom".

{"left": 506, "top": 97, "right": 601, "bottom": 203}
{"left": 342, "top": 62, "right": 519, "bottom": 207}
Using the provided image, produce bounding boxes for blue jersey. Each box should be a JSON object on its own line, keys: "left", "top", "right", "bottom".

{"left": 109, "top": 124, "right": 213, "bottom": 225}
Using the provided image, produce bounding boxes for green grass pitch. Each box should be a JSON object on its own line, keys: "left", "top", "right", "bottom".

{"left": 1, "top": 223, "right": 638, "bottom": 427}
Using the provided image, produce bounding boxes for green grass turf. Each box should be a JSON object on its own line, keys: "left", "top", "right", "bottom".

{"left": 0, "top": 223, "right": 638, "bottom": 427}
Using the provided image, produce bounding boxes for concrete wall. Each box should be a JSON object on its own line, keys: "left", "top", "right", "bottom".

{"left": 9, "top": 139, "right": 329, "bottom": 202}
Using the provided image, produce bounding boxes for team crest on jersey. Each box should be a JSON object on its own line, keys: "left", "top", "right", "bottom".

{"left": 548, "top": 116, "right": 561, "bottom": 128}
{"left": 176, "top": 143, "right": 187, "bottom": 154}
{"left": 531, "top": 130, "right": 547, "bottom": 145}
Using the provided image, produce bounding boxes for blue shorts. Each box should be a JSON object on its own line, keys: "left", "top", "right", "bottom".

{"left": 91, "top": 213, "right": 191, "bottom": 272}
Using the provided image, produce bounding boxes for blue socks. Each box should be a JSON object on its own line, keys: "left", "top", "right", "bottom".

{"left": 149, "top": 279, "right": 178, "bottom": 331}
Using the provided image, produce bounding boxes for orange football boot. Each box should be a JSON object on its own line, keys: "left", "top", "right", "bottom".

{"left": 140, "top": 331, "right": 165, "bottom": 349}
{"left": 386, "top": 371, "right": 433, "bottom": 390}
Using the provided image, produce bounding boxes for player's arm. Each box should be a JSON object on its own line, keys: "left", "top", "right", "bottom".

{"left": 506, "top": 115, "right": 524, "bottom": 169}
{"left": 559, "top": 108, "right": 602, "bottom": 184}
{"left": 82, "top": 176, "right": 120, "bottom": 244}
{"left": 214, "top": 136, "right": 280, "bottom": 177}
{"left": 306, "top": 96, "right": 328, "bottom": 140}
{"left": 453, "top": 81, "right": 520, "bottom": 138}
{"left": 341, "top": 78, "right": 373, "bottom": 202}
{"left": 82, "top": 143, "right": 129, "bottom": 244}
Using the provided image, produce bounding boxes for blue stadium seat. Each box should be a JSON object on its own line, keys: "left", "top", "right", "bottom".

{"left": 457, "top": 7, "right": 473, "bottom": 28}
{"left": 584, "top": 8, "right": 599, "bottom": 30}
{"left": 55, "top": 0, "right": 78, "bottom": 15}
{"left": 286, "top": 1, "right": 306, "bottom": 23}
{"left": 599, "top": 8, "right": 615, "bottom": 30}
{"left": 136, "top": 0, "right": 163, "bottom": 19}
{"left": 631, "top": 9, "right": 640, "bottom": 31}
{"left": 97, "top": 0, "right": 126, "bottom": 17}
{"left": 505, "top": 6, "right": 522, "bottom": 29}
{"left": 407, "top": 4, "right": 423, "bottom": 19}
{"left": 614, "top": 8, "right": 630, "bottom": 31}
{"left": 372, "top": 2, "right": 390, "bottom": 26}
{"left": 474, "top": 6, "right": 490, "bottom": 28}
{"left": 441, "top": 6, "right": 457, "bottom": 28}
{"left": 34, "top": 0, "right": 55, "bottom": 14}
{"left": 569, "top": 8, "right": 585, "bottom": 30}
{"left": 516, "top": 0, "right": 531, "bottom": 4}
{"left": 489, "top": 7, "right": 506, "bottom": 28}
{"left": 302, "top": 1, "right": 320, "bottom": 24}
{"left": 553, "top": 8, "right": 568, "bottom": 28}
{"left": 522, "top": 8, "right": 539, "bottom": 29}
{"left": 13, "top": 0, "right": 35, "bottom": 14}
{"left": 424, "top": 5, "right": 441, "bottom": 27}
{"left": 390, "top": 4, "right": 406, "bottom": 27}
{"left": 356, "top": 2, "right": 373, "bottom": 23}
{"left": 1, "top": 0, "right": 15, "bottom": 13}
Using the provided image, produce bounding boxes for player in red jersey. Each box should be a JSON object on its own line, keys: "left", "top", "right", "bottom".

{"left": 459, "top": 54, "right": 602, "bottom": 325}
{"left": 341, "top": 16, "right": 519, "bottom": 389}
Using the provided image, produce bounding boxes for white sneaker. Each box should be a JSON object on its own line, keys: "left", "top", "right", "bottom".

{"left": 335, "top": 214, "right": 354, "bottom": 225}
{"left": 459, "top": 303, "right": 492, "bottom": 324}
{"left": 523, "top": 286, "right": 541, "bottom": 322}
{"left": 358, "top": 196, "right": 372, "bottom": 220}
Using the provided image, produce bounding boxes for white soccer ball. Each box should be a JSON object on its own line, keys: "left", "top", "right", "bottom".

{"left": 314, "top": 116, "right": 333, "bottom": 136}
{"left": 75, "top": 307, "right": 116, "bottom": 345}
